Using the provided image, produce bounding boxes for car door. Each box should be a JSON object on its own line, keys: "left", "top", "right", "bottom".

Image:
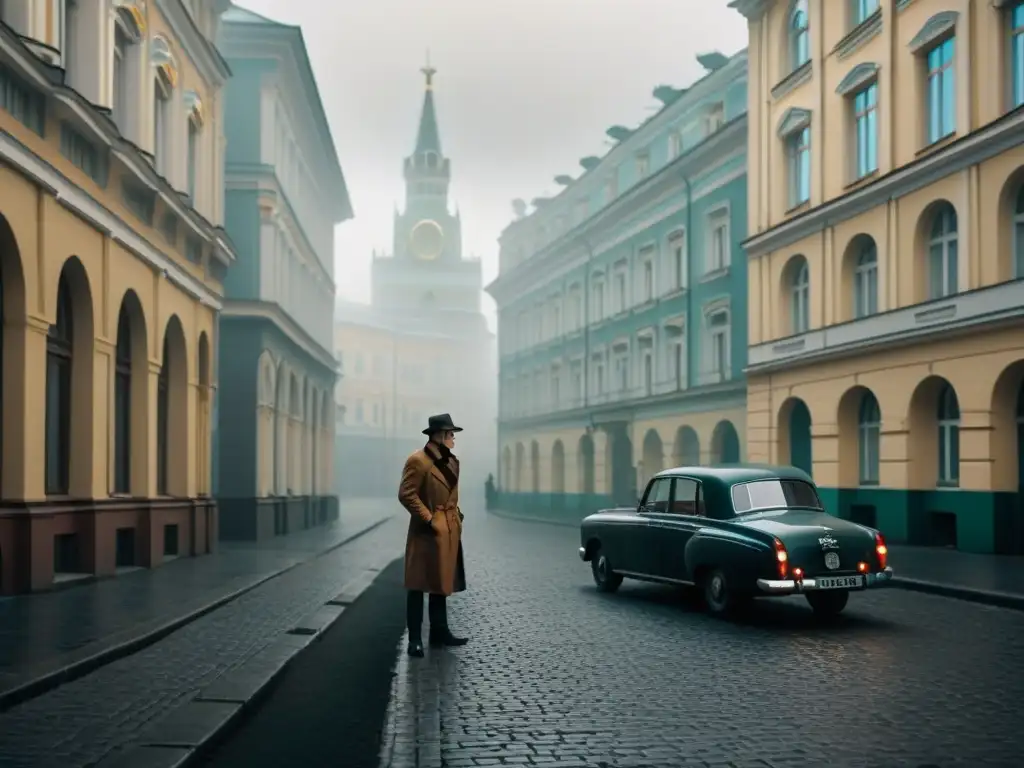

{"left": 632, "top": 477, "right": 673, "bottom": 576}
{"left": 656, "top": 477, "right": 703, "bottom": 583}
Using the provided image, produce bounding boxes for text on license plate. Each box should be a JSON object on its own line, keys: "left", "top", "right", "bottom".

{"left": 816, "top": 575, "right": 864, "bottom": 590}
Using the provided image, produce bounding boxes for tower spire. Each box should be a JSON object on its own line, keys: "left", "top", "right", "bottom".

{"left": 413, "top": 54, "right": 441, "bottom": 155}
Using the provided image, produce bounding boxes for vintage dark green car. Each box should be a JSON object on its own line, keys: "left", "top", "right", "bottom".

{"left": 578, "top": 464, "right": 893, "bottom": 617}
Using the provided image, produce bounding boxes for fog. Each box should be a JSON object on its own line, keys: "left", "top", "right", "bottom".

{"left": 230, "top": 1, "right": 747, "bottom": 497}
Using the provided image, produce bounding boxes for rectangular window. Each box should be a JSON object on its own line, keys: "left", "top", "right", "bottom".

{"left": 852, "top": 0, "right": 879, "bottom": 26}
{"left": 615, "top": 272, "right": 626, "bottom": 313}
{"left": 614, "top": 354, "right": 628, "bottom": 392}
{"left": 1013, "top": 3, "right": 1024, "bottom": 109}
{"left": 788, "top": 128, "right": 811, "bottom": 207}
{"left": 642, "top": 259, "right": 653, "bottom": 302}
{"left": 187, "top": 122, "right": 199, "bottom": 201}
{"left": 706, "top": 310, "right": 730, "bottom": 380}
{"left": 643, "top": 352, "right": 653, "bottom": 395}
{"left": 673, "top": 341, "right": 684, "bottom": 387}
{"left": 592, "top": 282, "right": 604, "bottom": 320}
{"left": 926, "top": 38, "right": 956, "bottom": 144}
{"left": 705, "top": 103, "right": 725, "bottom": 134}
{"left": 669, "top": 131, "right": 682, "bottom": 160}
{"left": 595, "top": 363, "right": 605, "bottom": 395}
{"left": 706, "top": 211, "right": 730, "bottom": 273}
{"left": 635, "top": 153, "right": 650, "bottom": 179}
{"left": 670, "top": 233, "right": 687, "bottom": 289}
{"left": 154, "top": 89, "right": 169, "bottom": 175}
{"left": 853, "top": 83, "right": 878, "bottom": 178}
{"left": 552, "top": 370, "right": 560, "bottom": 405}
{"left": 0, "top": 62, "right": 46, "bottom": 134}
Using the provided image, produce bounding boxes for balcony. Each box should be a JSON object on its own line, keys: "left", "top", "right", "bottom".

{"left": 747, "top": 279, "right": 1024, "bottom": 374}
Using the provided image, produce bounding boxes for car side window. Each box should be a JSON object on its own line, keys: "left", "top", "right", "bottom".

{"left": 642, "top": 478, "right": 672, "bottom": 513}
{"left": 670, "top": 478, "right": 699, "bottom": 516}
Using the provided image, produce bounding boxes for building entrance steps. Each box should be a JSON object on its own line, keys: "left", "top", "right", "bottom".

{"left": 0, "top": 502, "right": 395, "bottom": 711}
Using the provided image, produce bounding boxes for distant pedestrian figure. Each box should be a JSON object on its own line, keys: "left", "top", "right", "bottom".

{"left": 484, "top": 473, "right": 496, "bottom": 510}
{"left": 398, "top": 413, "right": 469, "bottom": 657}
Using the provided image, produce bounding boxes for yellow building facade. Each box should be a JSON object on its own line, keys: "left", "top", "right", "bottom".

{"left": 0, "top": 0, "right": 235, "bottom": 592}
{"left": 733, "top": 0, "right": 1024, "bottom": 552}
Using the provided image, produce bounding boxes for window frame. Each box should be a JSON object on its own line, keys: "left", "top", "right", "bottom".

{"left": 789, "top": 0, "right": 810, "bottom": 71}
{"left": 790, "top": 259, "right": 810, "bottom": 334}
{"left": 927, "top": 205, "right": 959, "bottom": 299}
{"left": 854, "top": 242, "right": 879, "bottom": 318}
{"left": 852, "top": 81, "right": 878, "bottom": 179}
{"left": 925, "top": 37, "right": 956, "bottom": 145}
{"left": 787, "top": 126, "right": 811, "bottom": 208}
{"left": 858, "top": 393, "right": 881, "bottom": 486}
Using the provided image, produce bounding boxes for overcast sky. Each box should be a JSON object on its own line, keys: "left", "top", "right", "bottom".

{"left": 233, "top": 0, "right": 748, "bottom": 322}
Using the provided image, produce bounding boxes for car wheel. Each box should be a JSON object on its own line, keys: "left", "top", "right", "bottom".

{"left": 702, "top": 568, "right": 736, "bottom": 617}
{"left": 591, "top": 550, "right": 623, "bottom": 593}
{"left": 806, "top": 590, "right": 849, "bottom": 617}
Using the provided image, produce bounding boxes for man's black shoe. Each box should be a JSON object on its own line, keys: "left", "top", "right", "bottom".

{"left": 407, "top": 640, "right": 425, "bottom": 657}
{"left": 428, "top": 632, "right": 468, "bottom": 648}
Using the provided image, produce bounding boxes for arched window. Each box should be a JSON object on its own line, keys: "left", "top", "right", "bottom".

{"left": 156, "top": 334, "right": 170, "bottom": 495}
{"left": 928, "top": 205, "right": 958, "bottom": 299}
{"left": 46, "top": 277, "right": 73, "bottom": 495}
{"left": 790, "top": 1, "right": 810, "bottom": 70}
{"left": 790, "top": 258, "right": 810, "bottom": 333}
{"left": 937, "top": 383, "right": 960, "bottom": 487}
{"left": 1014, "top": 185, "right": 1024, "bottom": 279}
{"left": 854, "top": 242, "right": 878, "bottom": 318}
{"left": 113, "top": 305, "right": 132, "bottom": 493}
{"left": 858, "top": 392, "right": 881, "bottom": 485}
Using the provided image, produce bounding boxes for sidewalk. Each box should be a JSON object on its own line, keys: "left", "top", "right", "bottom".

{"left": 0, "top": 500, "right": 394, "bottom": 710}
{"left": 488, "top": 507, "right": 1024, "bottom": 611}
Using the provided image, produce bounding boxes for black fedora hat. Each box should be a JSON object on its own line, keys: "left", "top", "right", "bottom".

{"left": 422, "top": 413, "right": 463, "bottom": 435}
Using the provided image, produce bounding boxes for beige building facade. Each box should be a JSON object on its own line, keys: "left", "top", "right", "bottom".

{"left": 0, "top": 0, "right": 235, "bottom": 592}
{"left": 732, "top": 0, "right": 1024, "bottom": 553}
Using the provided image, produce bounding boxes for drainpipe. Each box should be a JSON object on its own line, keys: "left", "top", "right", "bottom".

{"left": 680, "top": 171, "right": 693, "bottom": 392}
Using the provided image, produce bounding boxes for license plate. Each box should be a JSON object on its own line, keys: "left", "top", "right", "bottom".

{"left": 815, "top": 575, "right": 864, "bottom": 590}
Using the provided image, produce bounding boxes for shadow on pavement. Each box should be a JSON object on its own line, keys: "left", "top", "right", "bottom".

{"left": 581, "top": 580, "right": 905, "bottom": 635}
{"left": 198, "top": 557, "right": 407, "bottom": 768}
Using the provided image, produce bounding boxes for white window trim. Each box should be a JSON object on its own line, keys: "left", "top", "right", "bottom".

{"left": 666, "top": 228, "right": 687, "bottom": 291}
{"left": 704, "top": 205, "right": 731, "bottom": 274}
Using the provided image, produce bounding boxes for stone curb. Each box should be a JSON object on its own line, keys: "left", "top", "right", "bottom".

{"left": 889, "top": 577, "right": 1024, "bottom": 612}
{"left": 93, "top": 556, "right": 403, "bottom": 768}
{"left": 489, "top": 509, "right": 1024, "bottom": 613}
{"left": 0, "top": 514, "right": 395, "bottom": 713}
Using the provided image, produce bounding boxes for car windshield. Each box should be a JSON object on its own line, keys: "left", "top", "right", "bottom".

{"left": 731, "top": 479, "right": 822, "bottom": 514}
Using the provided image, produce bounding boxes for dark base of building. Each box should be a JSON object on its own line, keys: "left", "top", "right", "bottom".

{"left": 217, "top": 495, "right": 340, "bottom": 542}
{"left": 0, "top": 497, "right": 218, "bottom": 595}
{"left": 495, "top": 488, "right": 1024, "bottom": 555}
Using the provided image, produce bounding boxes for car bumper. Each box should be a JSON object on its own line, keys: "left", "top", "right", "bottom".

{"left": 756, "top": 567, "right": 894, "bottom": 595}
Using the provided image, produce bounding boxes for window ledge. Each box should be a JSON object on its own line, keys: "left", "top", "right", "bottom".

{"left": 662, "top": 287, "right": 688, "bottom": 300}
{"left": 699, "top": 267, "right": 731, "bottom": 283}
{"left": 844, "top": 170, "right": 879, "bottom": 192}
{"left": 785, "top": 200, "right": 811, "bottom": 216}
{"left": 834, "top": 10, "right": 883, "bottom": 60}
{"left": 916, "top": 133, "right": 958, "bottom": 157}
{"left": 935, "top": 482, "right": 961, "bottom": 490}
{"left": 771, "top": 61, "right": 812, "bottom": 101}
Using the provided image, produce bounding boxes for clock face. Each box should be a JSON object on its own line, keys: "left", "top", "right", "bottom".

{"left": 410, "top": 219, "right": 444, "bottom": 261}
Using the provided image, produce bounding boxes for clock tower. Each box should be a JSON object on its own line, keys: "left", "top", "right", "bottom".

{"left": 370, "top": 63, "right": 483, "bottom": 320}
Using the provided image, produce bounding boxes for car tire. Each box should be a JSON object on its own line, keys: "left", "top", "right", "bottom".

{"left": 806, "top": 590, "right": 849, "bottom": 617}
{"left": 702, "top": 568, "right": 737, "bottom": 617}
{"left": 591, "top": 550, "right": 623, "bottom": 593}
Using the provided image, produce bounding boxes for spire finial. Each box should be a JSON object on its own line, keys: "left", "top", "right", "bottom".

{"left": 421, "top": 49, "right": 436, "bottom": 90}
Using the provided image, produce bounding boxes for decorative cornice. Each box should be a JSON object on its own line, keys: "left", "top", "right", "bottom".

{"left": 908, "top": 11, "right": 959, "bottom": 54}
{"left": 727, "top": 0, "right": 770, "bottom": 21}
{"left": 833, "top": 9, "right": 883, "bottom": 61}
{"left": 776, "top": 107, "right": 812, "bottom": 137}
{"left": 835, "top": 62, "right": 879, "bottom": 96}
{"left": 221, "top": 300, "right": 338, "bottom": 374}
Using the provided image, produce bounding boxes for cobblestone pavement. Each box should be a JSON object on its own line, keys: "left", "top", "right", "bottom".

{"left": 379, "top": 511, "right": 1024, "bottom": 768}
{"left": 0, "top": 507, "right": 410, "bottom": 768}
{"left": 0, "top": 501, "right": 392, "bottom": 698}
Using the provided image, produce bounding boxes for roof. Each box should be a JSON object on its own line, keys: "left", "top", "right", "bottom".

{"left": 221, "top": 4, "right": 353, "bottom": 221}
{"left": 414, "top": 68, "right": 442, "bottom": 155}
{"left": 655, "top": 464, "right": 814, "bottom": 485}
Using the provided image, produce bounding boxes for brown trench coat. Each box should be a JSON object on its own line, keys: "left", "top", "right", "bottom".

{"left": 398, "top": 442, "right": 467, "bottom": 596}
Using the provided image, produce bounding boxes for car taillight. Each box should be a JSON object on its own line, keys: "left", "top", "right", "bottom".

{"left": 874, "top": 532, "right": 888, "bottom": 570}
{"left": 773, "top": 537, "right": 788, "bottom": 579}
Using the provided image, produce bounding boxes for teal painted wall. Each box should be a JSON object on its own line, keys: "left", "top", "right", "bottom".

{"left": 222, "top": 62, "right": 269, "bottom": 164}
{"left": 222, "top": 189, "right": 261, "bottom": 301}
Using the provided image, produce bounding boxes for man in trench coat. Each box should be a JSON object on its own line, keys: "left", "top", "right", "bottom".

{"left": 398, "top": 413, "right": 468, "bottom": 657}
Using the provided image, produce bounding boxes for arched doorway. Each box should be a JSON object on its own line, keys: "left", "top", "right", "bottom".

{"left": 608, "top": 427, "right": 634, "bottom": 506}
{"left": 578, "top": 433, "right": 595, "bottom": 495}
{"left": 641, "top": 429, "right": 663, "bottom": 489}
{"left": 673, "top": 426, "right": 700, "bottom": 466}
{"left": 710, "top": 420, "right": 741, "bottom": 463}
{"left": 530, "top": 440, "right": 540, "bottom": 493}
{"left": 779, "top": 398, "right": 812, "bottom": 474}
{"left": 551, "top": 440, "right": 565, "bottom": 508}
